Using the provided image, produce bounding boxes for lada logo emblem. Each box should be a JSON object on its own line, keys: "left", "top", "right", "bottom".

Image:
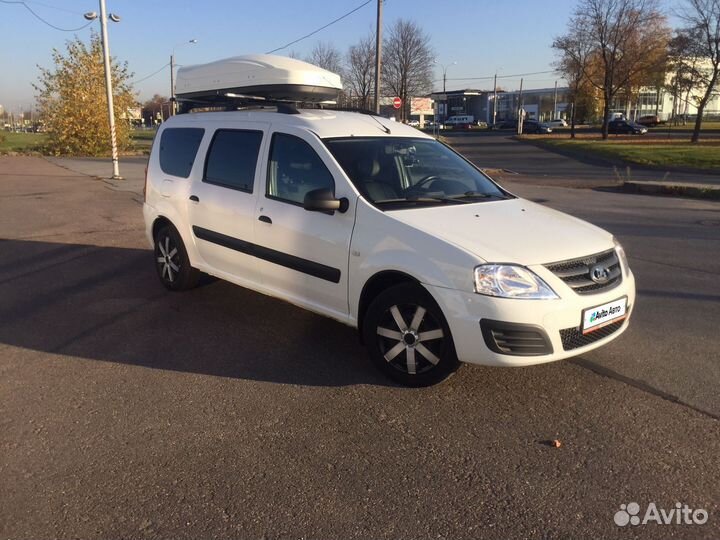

{"left": 590, "top": 264, "right": 610, "bottom": 284}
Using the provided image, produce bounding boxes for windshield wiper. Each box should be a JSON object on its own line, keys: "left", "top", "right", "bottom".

{"left": 374, "top": 196, "right": 465, "bottom": 206}
{"left": 446, "top": 191, "right": 505, "bottom": 201}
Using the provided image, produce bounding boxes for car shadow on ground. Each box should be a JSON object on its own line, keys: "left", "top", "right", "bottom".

{"left": 0, "top": 238, "right": 394, "bottom": 387}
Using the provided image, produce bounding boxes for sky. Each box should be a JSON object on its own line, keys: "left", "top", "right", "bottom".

{"left": 0, "top": 0, "right": 673, "bottom": 112}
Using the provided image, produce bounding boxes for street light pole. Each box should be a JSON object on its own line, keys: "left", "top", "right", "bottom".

{"left": 85, "top": 1, "right": 122, "bottom": 179}
{"left": 170, "top": 53, "right": 175, "bottom": 115}
{"left": 492, "top": 73, "right": 497, "bottom": 126}
{"left": 97, "top": 0, "right": 120, "bottom": 179}
{"left": 170, "top": 39, "right": 197, "bottom": 116}
{"left": 517, "top": 77, "right": 524, "bottom": 135}
{"left": 435, "top": 61, "right": 457, "bottom": 93}
{"left": 434, "top": 60, "right": 456, "bottom": 123}
{"left": 373, "top": 0, "right": 383, "bottom": 114}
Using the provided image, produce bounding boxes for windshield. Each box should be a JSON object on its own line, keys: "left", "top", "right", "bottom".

{"left": 324, "top": 137, "right": 510, "bottom": 208}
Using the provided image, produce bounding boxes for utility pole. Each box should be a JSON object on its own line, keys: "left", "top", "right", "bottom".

{"left": 492, "top": 72, "right": 497, "bottom": 126}
{"left": 552, "top": 80, "right": 558, "bottom": 120}
{"left": 373, "top": 0, "right": 383, "bottom": 114}
{"left": 516, "top": 77, "right": 524, "bottom": 135}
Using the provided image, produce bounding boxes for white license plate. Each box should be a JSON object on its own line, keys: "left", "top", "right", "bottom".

{"left": 582, "top": 297, "right": 627, "bottom": 334}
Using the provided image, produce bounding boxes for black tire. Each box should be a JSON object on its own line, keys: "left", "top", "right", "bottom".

{"left": 363, "top": 283, "right": 460, "bottom": 387}
{"left": 153, "top": 224, "right": 200, "bottom": 291}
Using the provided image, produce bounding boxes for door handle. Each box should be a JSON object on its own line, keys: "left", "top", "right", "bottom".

{"left": 258, "top": 215, "right": 272, "bottom": 224}
{"left": 189, "top": 195, "right": 199, "bottom": 202}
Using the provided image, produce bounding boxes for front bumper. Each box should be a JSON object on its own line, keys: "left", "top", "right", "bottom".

{"left": 425, "top": 270, "right": 636, "bottom": 367}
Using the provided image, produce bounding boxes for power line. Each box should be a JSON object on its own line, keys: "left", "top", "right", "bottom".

{"left": 445, "top": 70, "right": 557, "bottom": 82}
{"left": 266, "top": 0, "right": 373, "bottom": 54}
{"left": 20, "top": 0, "right": 86, "bottom": 15}
{"left": 132, "top": 63, "right": 170, "bottom": 84}
{"left": 0, "top": 0, "right": 93, "bottom": 31}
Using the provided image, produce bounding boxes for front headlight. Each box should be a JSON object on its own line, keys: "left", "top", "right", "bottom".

{"left": 473, "top": 264, "right": 558, "bottom": 299}
{"left": 613, "top": 237, "right": 629, "bottom": 276}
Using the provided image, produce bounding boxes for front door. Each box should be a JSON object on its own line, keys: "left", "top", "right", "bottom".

{"left": 253, "top": 128, "right": 357, "bottom": 320}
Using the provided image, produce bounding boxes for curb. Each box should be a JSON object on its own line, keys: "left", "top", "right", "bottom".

{"left": 622, "top": 181, "right": 720, "bottom": 201}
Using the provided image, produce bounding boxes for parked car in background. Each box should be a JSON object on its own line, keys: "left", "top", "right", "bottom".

{"left": 608, "top": 119, "right": 648, "bottom": 135}
{"left": 489, "top": 120, "right": 517, "bottom": 130}
{"left": 444, "top": 115, "right": 475, "bottom": 129}
{"left": 637, "top": 115, "right": 662, "bottom": 127}
{"left": 547, "top": 118, "right": 568, "bottom": 128}
{"left": 522, "top": 120, "right": 553, "bottom": 134}
{"left": 407, "top": 119, "right": 420, "bottom": 127}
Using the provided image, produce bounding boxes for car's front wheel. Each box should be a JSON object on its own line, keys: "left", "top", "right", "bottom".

{"left": 154, "top": 224, "right": 200, "bottom": 291}
{"left": 363, "top": 283, "right": 460, "bottom": 386}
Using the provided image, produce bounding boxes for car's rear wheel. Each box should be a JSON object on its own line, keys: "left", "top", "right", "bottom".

{"left": 363, "top": 283, "right": 459, "bottom": 386}
{"left": 154, "top": 224, "right": 200, "bottom": 291}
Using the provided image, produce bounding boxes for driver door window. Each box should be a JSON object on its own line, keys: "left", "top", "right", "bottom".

{"left": 267, "top": 133, "right": 335, "bottom": 205}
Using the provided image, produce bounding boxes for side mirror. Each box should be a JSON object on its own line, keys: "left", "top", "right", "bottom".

{"left": 303, "top": 187, "right": 349, "bottom": 214}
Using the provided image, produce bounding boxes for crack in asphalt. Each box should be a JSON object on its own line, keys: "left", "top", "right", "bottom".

{"left": 570, "top": 357, "right": 720, "bottom": 422}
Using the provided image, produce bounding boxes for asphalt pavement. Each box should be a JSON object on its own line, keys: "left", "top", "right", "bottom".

{"left": 1, "top": 155, "right": 718, "bottom": 539}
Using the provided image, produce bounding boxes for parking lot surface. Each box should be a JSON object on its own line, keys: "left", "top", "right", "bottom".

{"left": 1, "top": 155, "right": 718, "bottom": 539}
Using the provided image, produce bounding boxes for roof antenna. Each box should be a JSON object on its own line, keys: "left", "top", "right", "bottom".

{"left": 369, "top": 114, "right": 391, "bottom": 134}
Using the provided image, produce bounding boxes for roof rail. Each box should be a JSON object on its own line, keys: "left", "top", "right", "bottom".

{"left": 176, "top": 94, "right": 301, "bottom": 115}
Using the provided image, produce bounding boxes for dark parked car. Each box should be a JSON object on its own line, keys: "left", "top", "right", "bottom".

{"left": 522, "top": 120, "right": 552, "bottom": 134}
{"left": 637, "top": 115, "right": 663, "bottom": 127}
{"left": 490, "top": 120, "right": 517, "bottom": 130}
{"left": 608, "top": 119, "right": 648, "bottom": 135}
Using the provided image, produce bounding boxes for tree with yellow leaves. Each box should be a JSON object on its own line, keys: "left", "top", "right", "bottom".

{"left": 34, "top": 33, "right": 137, "bottom": 156}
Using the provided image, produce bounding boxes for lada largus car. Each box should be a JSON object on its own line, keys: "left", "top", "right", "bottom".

{"left": 143, "top": 55, "right": 635, "bottom": 386}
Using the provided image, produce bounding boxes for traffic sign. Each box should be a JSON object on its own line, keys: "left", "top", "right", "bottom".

{"left": 392, "top": 97, "right": 402, "bottom": 109}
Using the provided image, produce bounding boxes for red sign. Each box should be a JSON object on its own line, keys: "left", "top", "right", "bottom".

{"left": 392, "top": 97, "right": 402, "bottom": 109}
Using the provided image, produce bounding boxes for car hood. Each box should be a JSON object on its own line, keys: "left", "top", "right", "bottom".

{"left": 387, "top": 198, "right": 614, "bottom": 265}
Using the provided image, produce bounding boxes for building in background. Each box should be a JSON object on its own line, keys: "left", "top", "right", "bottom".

{"left": 494, "top": 87, "right": 570, "bottom": 122}
{"left": 431, "top": 89, "right": 491, "bottom": 124}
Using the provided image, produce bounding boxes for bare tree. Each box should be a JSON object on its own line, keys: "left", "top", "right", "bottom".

{"left": 142, "top": 94, "right": 169, "bottom": 124}
{"left": 345, "top": 33, "right": 376, "bottom": 110}
{"left": 382, "top": 19, "right": 433, "bottom": 121}
{"left": 553, "top": 15, "right": 596, "bottom": 138}
{"left": 306, "top": 41, "right": 344, "bottom": 76}
{"left": 676, "top": 0, "right": 720, "bottom": 142}
{"left": 666, "top": 33, "right": 704, "bottom": 125}
{"left": 559, "top": 0, "right": 670, "bottom": 138}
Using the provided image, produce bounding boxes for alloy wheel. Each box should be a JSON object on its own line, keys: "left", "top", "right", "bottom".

{"left": 376, "top": 303, "right": 445, "bottom": 375}
{"left": 156, "top": 234, "right": 180, "bottom": 283}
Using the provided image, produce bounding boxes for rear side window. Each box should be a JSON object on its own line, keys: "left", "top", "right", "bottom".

{"left": 204, "top": 130, "right": 263, "bottom": 192}
{"left": 267, "top": 133, "right": 335, "bottom": 205}
{"left": 159, "top": 128, "right": 204, "bottom": 178}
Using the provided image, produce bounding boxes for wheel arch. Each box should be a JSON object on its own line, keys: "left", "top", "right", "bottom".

{"left": 152, "top": 215, "right": 174, "bottom": 240}
{"left": 357, "top": 270, "right": 421, "bottom": 342}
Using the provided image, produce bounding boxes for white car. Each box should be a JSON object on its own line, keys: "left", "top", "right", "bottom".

{"left": 144, "top": 108, "right": 635, "bottom": 386}
{"left": 547, "top": 118, "right": 568, "bottom": 128}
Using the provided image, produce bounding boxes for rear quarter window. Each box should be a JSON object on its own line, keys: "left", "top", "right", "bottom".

{"left": 159, "top": 127, "right": 205, "bottom": 178}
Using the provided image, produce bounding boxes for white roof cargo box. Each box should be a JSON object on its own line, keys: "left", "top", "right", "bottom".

{"left": 175, "top": 54, "right": 343, "bottom": 108}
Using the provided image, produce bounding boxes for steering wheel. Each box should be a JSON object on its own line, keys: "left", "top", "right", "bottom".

{"left": 406, "top": 175, "right": 441, "bottom": 193}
